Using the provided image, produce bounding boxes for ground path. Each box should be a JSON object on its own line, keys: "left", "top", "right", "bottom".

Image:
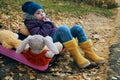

{"left": 107, "top": 0, "right": 120, "bottom": 80}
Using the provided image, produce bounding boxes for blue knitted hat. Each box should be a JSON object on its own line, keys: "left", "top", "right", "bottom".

{"left": 22, "top": 1, "right": 43, "bottom": 15}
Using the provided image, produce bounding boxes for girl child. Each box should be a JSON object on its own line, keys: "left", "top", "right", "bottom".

{"left": 19, "top": 1, "right": 105, "bottom": 68}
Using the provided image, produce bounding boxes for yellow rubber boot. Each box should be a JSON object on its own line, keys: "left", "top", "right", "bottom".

{"left": 63, "top": 38, "right": 90, "bottom": 68}
{"left": 79, "top": 39, "right": 105, "bottom": 63}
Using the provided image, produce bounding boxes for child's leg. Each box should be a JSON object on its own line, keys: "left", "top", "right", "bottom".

{"left": 70, "top": 25, "right": 88, "bottom": 43}
{"left": 71, "top": 25, "right": 105, "bottom": 63}
{"left": 53, "top": 25, "right": 73, "bottom": 43}
{"left": 53, "top": 25, "right": 90, "bottom": 68}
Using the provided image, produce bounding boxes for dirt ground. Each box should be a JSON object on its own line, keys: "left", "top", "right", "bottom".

{"left": 0, "top": 1, "right": 120, "bottom": 80}
{"left": 51, "top": 12, "right": 116, "bottom": 80}
{"left": 107, "top": 1, "right": 120, "bottom": 79}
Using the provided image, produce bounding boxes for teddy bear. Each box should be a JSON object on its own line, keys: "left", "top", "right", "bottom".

{"left": 16, "top": 35, "right": 63, "bottom": 66}
{"left": 19, "top": 23, "right": 30, "bottom": 36}
{"left": 0, "top": 29, "right": 22, "bottom": 49}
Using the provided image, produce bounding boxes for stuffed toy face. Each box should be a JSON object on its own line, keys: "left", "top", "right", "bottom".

{"left": 16, "top": 35, "right": 59, "bottom": 54}
{"left": 28, "top": 35, "right": 45, "bottom": 52}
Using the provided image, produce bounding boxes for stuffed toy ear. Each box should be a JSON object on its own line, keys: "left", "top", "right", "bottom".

{"left": 16, "top": 35, "right": 31, "bottom": 53}
{"left": 43, "top": 36, "right": 59, "bottom": 54}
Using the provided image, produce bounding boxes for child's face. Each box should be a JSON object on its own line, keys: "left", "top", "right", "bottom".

{"left": 34, "top": 9, "right": 46, "bottom": 20}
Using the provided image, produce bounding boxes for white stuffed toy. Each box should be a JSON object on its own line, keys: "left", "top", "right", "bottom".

{"left": 16, "top": 35, "right": 63, "bottom": 66}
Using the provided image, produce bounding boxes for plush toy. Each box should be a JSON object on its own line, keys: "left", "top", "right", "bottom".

{"left": 16, "top": 35, "right": 63, "bottom": 66}
{"left": 0, "top": 29, "right": 22, "bottom": 49}
{"left": 19, "top": 24, "right": 29, "bottom": 36}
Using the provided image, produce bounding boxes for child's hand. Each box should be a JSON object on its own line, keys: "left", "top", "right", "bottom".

{"left": 43, "top": 17, "right": 51, "bottom": 21}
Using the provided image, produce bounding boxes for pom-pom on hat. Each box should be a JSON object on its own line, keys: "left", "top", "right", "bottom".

{"left": 22, "top": 1, "right": 43, "bottom": 15}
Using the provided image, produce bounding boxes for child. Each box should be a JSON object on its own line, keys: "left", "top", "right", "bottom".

{"left": 20, "top": 1, "right": 105, "bottom": 68}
